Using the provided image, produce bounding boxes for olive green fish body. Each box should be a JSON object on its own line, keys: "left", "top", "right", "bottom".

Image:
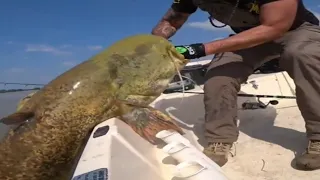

{"left": 0, "top": 34, "right": 188, "bottom": 180}
{"left": 0, "top": 72, "right": 119, "bottom": 179}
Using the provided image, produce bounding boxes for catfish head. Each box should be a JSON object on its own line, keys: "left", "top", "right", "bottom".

{"left": 107, "top": 34, "right": 190, "bottom": 106}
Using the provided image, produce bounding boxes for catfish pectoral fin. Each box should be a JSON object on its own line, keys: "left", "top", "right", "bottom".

{"left": 120, "top": 106, "right": 184, "bottom": 144}
{"left": 0, "top": 111, "right": 34, "bottom": 125}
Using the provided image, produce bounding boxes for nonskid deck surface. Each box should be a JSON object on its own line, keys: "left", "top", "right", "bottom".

{"left": 151, "top": 71, "right": 320, "bottom": 180}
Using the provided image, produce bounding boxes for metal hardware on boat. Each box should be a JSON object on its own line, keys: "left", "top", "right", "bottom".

{"left": 249, "top": 80, "right": 258, "bottom": 89}
{"left": 241, "top": 98, "right": 279, "bottom": 110}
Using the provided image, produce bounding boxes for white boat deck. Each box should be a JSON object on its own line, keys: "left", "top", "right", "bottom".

{"left": 73, "top": 68, "right": 320, "bottom": 179}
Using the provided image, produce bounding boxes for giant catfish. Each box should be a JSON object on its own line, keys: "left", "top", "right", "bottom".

{"left": 0, "top": 34, "right": 189, "bottom": 180}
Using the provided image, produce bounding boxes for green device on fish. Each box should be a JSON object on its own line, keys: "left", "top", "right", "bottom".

{"left": 175, "top": 46, "right": 188, "bottom": 54}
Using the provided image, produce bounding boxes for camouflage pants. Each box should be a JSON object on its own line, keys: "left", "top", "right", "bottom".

{"left": 203, "top": 22, "right": 320, "bottom": 143}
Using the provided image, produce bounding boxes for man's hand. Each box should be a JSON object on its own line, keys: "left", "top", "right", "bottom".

{"left": 175, "top": 43, "right": 206, "bottom": 59}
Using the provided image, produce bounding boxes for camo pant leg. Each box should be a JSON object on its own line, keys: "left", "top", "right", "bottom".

{"left": 279, "top": 22, "right": 320, "bottom": 141}
{"left": 203, "top": 42, "right": 282, "bottom": 143}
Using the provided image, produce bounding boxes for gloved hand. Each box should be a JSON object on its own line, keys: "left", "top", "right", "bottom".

{"left": 175, "top": 43, "right": 206, "bottom": 59}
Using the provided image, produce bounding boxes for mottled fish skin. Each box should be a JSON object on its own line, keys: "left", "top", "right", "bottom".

{"left": 16, "top": 91, "right": 37, "bottom": 111}
{"left": 0, "top": 34, "right": 188, "bottom": 180}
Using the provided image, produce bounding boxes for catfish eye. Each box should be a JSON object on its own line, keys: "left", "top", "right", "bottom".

{"left": 135, "top": 44, "right": 150, "bottom": 55}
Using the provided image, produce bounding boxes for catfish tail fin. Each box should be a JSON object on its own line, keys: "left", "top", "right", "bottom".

{"left": 0, "top": 111, "right": 35, "bottom": 125}
{"left": 120, "top": 106, "right": 184, "bottom": 144}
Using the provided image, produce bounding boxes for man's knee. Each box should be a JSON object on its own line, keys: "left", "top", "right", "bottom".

{"left": 203, "top": 66, "right": 242, "bottom": 108}
{"left": 281, "top": 42, "right": 320, "bottom": 77}
{"left": 282, "top": 43, "right": 309, "bottom": 61}
{"left": 203, "top": 61, "right": 252, "bottom": 94}
{"left": 204, "top": 75, "right": 240, "bottom": 96}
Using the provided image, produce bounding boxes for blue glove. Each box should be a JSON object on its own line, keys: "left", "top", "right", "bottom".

{"left": 175, "top": 43, "right": 206, "bottom": 59}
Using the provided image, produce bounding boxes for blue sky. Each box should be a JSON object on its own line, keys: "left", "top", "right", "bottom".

{"left": 0, "top": 0, "right": 319, "bottom": 88}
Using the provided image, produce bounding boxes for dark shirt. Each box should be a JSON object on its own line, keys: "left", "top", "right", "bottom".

{"left": 171, "top": 0, "right": 319, "bottom": 33}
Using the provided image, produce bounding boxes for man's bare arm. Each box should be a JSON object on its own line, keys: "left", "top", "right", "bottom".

{"left": 151, "top": 8, "right": 190, "bottom": 39}
{"left": 204, "top": 0, "right": 298, "bottom": 55}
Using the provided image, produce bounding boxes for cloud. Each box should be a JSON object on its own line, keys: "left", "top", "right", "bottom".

{"left": 213, "top": 37, "right": 224, "bottom": 40}
{"left": 187, "top": 19, "right": 232, "bottom": 32}
{"left": 307, "top": 9, "right": 320, "bottom": 19}
{"left": 0, "top": 68, "right": 52, "bottom": 85}
{"left": 60, "top": 44, "right": 72, "bottom": 48}
{"left": 87, "top": 45, "right": 103, "bottom": 51}
{"left": 4, "top": 67, "right": 25, "bottom": 74}
{"left": 25, "top": 44, "right": 71, "bottom": 55}
{"left": 313, "top": 11, "right": 320, "bottom": 19}
{"left": 62, "top": 61, "right": 77, "bottom": 67}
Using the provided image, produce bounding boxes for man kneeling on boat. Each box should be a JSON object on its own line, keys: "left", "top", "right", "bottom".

{"left": 151, "top": 0, "right": 320, "bottom": 170}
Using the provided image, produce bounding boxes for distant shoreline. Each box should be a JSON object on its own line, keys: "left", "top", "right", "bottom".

{"left": 0, "top": 88, "right": 40, "bottom": 93}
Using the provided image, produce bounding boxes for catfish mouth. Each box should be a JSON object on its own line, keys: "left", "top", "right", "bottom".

{"left": 167, "top": 45, "right": 189, "bottom": 68}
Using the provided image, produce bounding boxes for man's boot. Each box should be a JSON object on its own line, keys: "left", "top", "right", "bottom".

{"left": 295, "top": 140, "right": 320, "bottom": 170}
{"left": 203, "top": 142, "right": 232, "bottom": 166}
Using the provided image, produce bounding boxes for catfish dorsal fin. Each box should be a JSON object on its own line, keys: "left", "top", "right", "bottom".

{"left": 0, "top": 111, "right": 34, "bottom": 125}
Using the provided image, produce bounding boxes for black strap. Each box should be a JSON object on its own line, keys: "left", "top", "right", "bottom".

{"left": 208, "top": 16, "right": 227, "bottom": 28}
